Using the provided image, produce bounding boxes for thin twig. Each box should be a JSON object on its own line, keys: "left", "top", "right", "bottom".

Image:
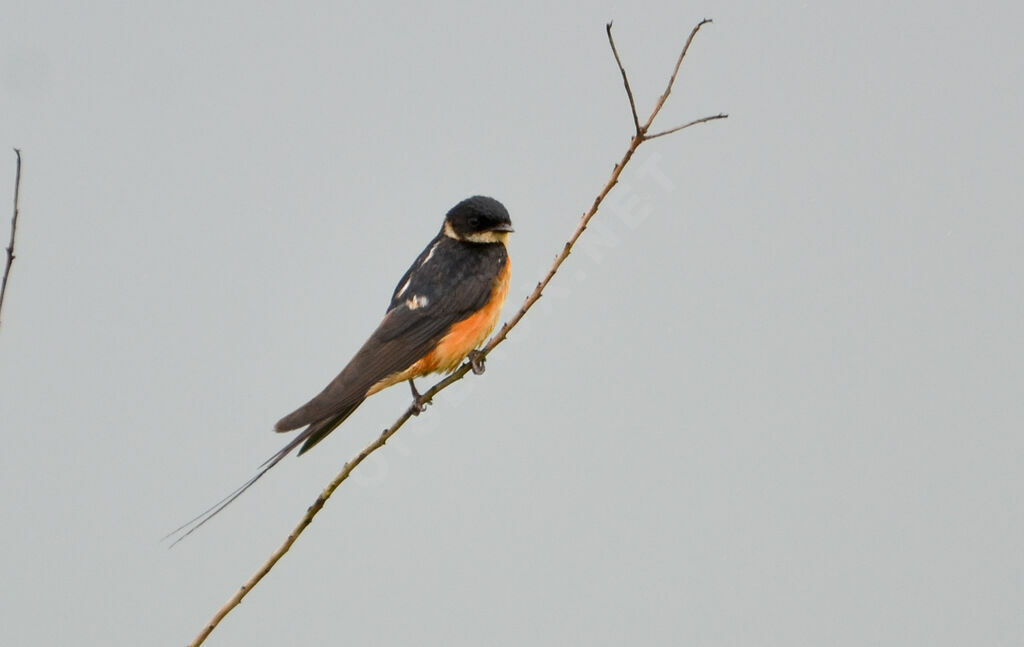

{"left": 0, "top": 148, "right": 22, "bottom": 330}
{"left": 189, "top": 21, "right": 726, "bottom": 647}
{"left": 645, "top": 113, "right": 729, "bottom": 140}
{"left": 606, "top": 22, "right": 641, "bottom": 136}
{"left": 640, "top": 18, "right": 712, "bottom": 133}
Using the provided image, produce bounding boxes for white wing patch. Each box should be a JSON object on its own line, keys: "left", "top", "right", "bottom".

{"left": 395, "top": 277, "right": 412, "bottom": 299}
{"left": 405, "top": 294, "right": 429, "bottom": 310}
{"left": 397, "top": 241, "right": 441, "bottom": 303}
{"left": 422, "top": 241, "right": 439, "bottom": 265}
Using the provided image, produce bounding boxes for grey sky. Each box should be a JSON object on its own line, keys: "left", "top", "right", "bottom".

{"left": 2, "top": 1, "right": 1021, "bottom": 645}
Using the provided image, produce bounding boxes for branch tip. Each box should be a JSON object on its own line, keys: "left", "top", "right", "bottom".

{"left": 605, "top": 21, "right": 641, "bottom": 135}
{"left": 638, "top": 18, "right": 715, "bottom": 133}
{"left": 1, "top": 148, "right": 23, "bottom": 329}
{"left": 644, "top": 113, "right": 729, "bottom": 141}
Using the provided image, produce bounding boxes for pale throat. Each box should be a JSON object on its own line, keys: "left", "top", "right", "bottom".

{"left": 443, "top": 221, "right": 510, "bottom": 246}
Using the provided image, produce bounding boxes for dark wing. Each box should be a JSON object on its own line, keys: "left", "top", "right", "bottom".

{"left": 272, "top": 306, "right": 449, "bottom": 432}
{"left": 275, "top": 237, "right": 506, "bottom": 432}
{"left": 388, "top": 233, "right": 443, "bottom": 306}
{"left": 166, "top": 239, "right": 507, "bottom": 544}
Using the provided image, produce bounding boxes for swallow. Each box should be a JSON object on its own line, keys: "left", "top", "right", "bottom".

{"left": 169, "top": 196, "right": 513, "bottom": 541}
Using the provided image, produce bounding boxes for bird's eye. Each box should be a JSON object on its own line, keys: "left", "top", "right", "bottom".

{"left": 468, "top": 215, "right": 481, "bottom": 229}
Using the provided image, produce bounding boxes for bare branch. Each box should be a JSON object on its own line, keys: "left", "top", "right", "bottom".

{"left": 187, "top": 407, "right": 415, "bottom": 646}
{"left": 641, "top": 18, "right": 713, "bottom": 132}
{"left": 0, "top": 148, "right": 22, "bottom": 330}
{"left": 645, "top": 113, "right": 729, "bottom": 140}
{"left": 606, "top": 22, "right": 641, "bottom": 136}
{"left": 188, "top": 20, "right": 726, "bottom": 646}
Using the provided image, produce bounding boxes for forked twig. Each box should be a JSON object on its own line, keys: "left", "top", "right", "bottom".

{"left": 188, "top": 20, "right": 726, "bottom": 646}
{"left": 640, "top": 18, "right": 713, "bottom": 134}
{"left": 0, "top": 149, "right": 22, "bottom": 330}
{"left": 606, "top": 21, "right": 641, "bottom": 135}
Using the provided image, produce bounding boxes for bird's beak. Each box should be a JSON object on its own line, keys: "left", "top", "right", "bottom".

{"left": 489, "top": 223, "right": 515, "bottom": 233}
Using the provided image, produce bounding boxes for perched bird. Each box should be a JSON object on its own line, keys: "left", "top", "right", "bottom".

{"left": 171, "top": 196, "right": 513, "bottom": 541}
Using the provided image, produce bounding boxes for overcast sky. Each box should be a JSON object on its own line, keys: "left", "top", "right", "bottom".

{"left": 2, "top": 1, "right": 1022, "bottom": 645}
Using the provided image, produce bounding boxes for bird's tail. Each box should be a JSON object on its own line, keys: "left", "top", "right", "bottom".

{"left": 163, "top": 400, "right": 363, "bottom": 546}
{"left": 296, "top": 399, "right": 363, "bottom": 455}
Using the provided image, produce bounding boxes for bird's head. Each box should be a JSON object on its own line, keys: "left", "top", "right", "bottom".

{"left": 443, "top": 195, "right": 514, "bottom": 245}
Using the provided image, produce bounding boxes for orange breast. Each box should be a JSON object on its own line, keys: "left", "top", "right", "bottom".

{"left": 367, "top": 260, "right": 511, "bottom": 395}
{"left": 420, "top": 259, "right": 511, "bottom": 373}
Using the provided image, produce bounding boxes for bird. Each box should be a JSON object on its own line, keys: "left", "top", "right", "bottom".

{"left": 169, "top": 196, "right": 513, "bottom": 542}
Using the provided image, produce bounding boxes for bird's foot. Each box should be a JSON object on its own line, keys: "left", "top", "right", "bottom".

{"left": 408, "top": 379, "right": 427, "bottom": 415}
{"left": 468, "top": 350, "right": 486, "bottom": 375}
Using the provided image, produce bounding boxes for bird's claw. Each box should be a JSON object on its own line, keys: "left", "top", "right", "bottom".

{"left": 408, "top": 379, "right": 428, "bottom": 415}
{"left": 468, "top": 350, "right": 486, "bottom": 375}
